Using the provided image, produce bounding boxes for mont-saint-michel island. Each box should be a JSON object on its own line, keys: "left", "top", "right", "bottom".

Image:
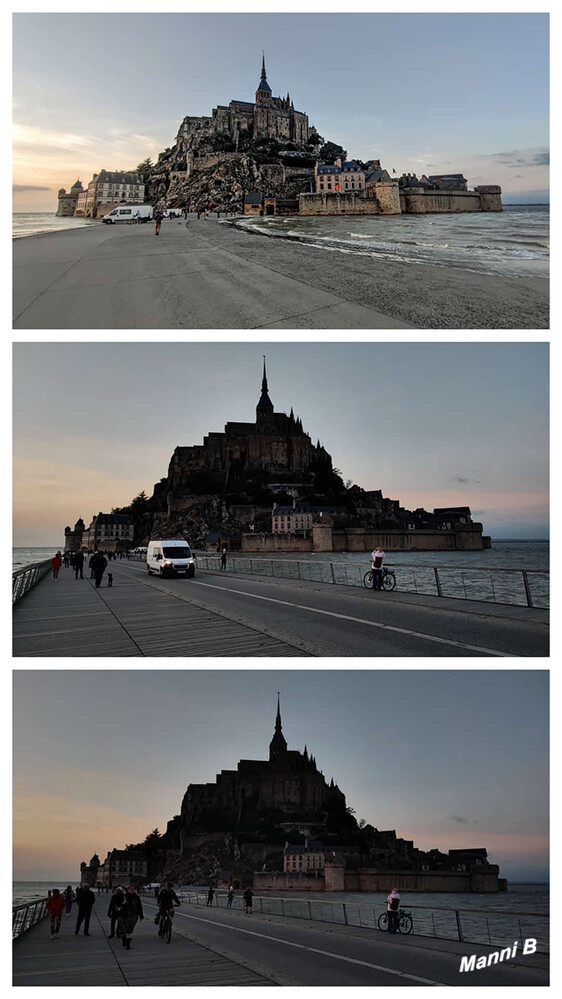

{"left": 13, "top": 13, "right": 549, "bottom": 329}
{"left": 13, "top": 672, "right": 549, "bottom": 986}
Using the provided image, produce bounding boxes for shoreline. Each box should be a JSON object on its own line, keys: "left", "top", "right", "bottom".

{"left": 13, "top": 220, "right": 549, "bottom": 329}
{"left": 225, "top": 216, "right": 549, "bottom": 283}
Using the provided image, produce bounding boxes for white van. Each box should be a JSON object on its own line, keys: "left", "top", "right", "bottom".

{"left": 147, "top": 539, "right": 195, "bottom": 578}
{"left": 103, "top": 204, "right": 152, "bottom": 224}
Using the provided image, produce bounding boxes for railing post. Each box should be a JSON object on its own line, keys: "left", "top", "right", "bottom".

{"left": 342, "top": 903, "right": 348, "bottom": 925}
{"left": 271, "top": 559, "right": 275, "bottom": 576}
{"left": 522, "top": 571, "right": 534, "bottom": 607}
{"left": 308, "top": 900, "right": 312, "bottom": 920}
{"left": 434, "top": 567, "right": 443, "bottom": 597}
{"left": 297, "top": 561, "right": 301, "bottom": 579}
{"left": 281, "top": 899, "right": 285, "bottom": 915}
{"left": 330, "top": 562, "right": 336, "bottom": 584}
{"left": 455, "top": 909, "right": 463, "bottom": 941}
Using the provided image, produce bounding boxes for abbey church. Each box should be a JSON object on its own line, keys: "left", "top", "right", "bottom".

{"left": 178, "top": 697, "right": 346, "bottom": 847}
{"left": 167, "top": 359, "right": 331, "bottom": 497}
{"left": 176, "top": 55, "right": 310, "bottom": 156}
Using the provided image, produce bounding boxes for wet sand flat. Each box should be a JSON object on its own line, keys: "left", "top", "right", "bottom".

{"left": 13, "top": 218, "right": 548, "bottom": 329}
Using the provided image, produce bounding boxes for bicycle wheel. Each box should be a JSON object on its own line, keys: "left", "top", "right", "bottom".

{"left": 399, "top": 914, "right": 413, "bottom": 934}
{"left": 363, "top": 571, "right": 373, "bottom": 589}
{"left": 382, "top": 571, "right": 396, "bottom": 591}
{"left": 165, "top": 916, "right": 172, "bottom": 943}
{"left": 377, "top": 912, "right": 388, "bottom": 931}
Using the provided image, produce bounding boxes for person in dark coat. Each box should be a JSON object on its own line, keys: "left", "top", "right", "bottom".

{"left": 63, "top": 885, "right": 74, "bottom": 915}
{"left": 243, "top": 887, "right": 254, "bottom": 914}
{"left": 91, "top": 551, "right": 108, "bottom": 588}
{"left": 74, "top": 885, "right": 95, "bottom": 935}
{"left": 89, "top": 553, "right": 96, "bottom": 578}
{"left": 207, "top": 885, "right": 215, "bottom": 906}
{"left": 117, "top": 885, "right": 144, "bottom": 948}
{"left": 74, "top": 551, "right": 85, "bottom": 579}
{"left": 107, "top": 887, "right": 125, "bottom": 938}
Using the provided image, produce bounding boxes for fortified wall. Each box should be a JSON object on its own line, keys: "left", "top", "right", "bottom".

{"left": 299, "top": 182, "right": 401, "bottom": 216}
{"left": 400, "top": 185, "right": 502, "bottom": 214}
{"left": 241, "top": 523, "right": 486, "bottom": 553}
{"left": 253, "top": 866, "right": 502, "bottom": 893}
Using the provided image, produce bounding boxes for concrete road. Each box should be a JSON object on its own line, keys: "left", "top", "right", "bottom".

{"left": 113, "top": 562, "right": 549, "bottom": 657}
{"left": 13, "top": 220, "right": 410, "bottom": 329}
{"left": 141, "top": 899, "right": 549, "bottom": 986}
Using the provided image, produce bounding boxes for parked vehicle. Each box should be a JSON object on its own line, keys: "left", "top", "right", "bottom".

{"left": 102, "top": 204, "right": 152, "bottom": 224}
{"left": 147, "top": 540, "right": 195, "bottom": 578}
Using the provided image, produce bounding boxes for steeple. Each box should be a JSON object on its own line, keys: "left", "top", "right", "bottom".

{"left": 256, "top": 52, "right": 272, "bottom": 102}
{"left": 269, "top": 692, "right": 288, "bottom": 759}
{"left": 256, "top": 355, "right": 274, "bottom": 424}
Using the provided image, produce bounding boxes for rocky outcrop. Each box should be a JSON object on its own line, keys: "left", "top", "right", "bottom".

{"left": 153, "top": 154, "right": 313, "bottom": 211}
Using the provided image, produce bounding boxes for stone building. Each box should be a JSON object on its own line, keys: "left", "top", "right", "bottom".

{"left": 178, "top": 696, "right": 346, "bottom": 848}
{"left": 314, "top": 158, "right": 366, "bottom": 193}
{"left": 167, "top": 360, "right": 331, "bottom": 516}
{"left": 74, "top": 171, "right": 145, "bottom": 218}
{"left": 97, "top": 849, "right": 148, "bottom": 886}
{"left": 63, "top": 517, "right": 85, "bottom": 552}
{"left": 284, "top": 841, "right": 325, "bottom": 872}
{"left": 79, "top": 853, "right": 100, "bottom": 886}
{"left": 81, "top": 512, "right": 134, "bottom": 551}
{"left": 175, "top": 55, "right": 309, "bottom": 158}
{"left": 272, "top": 503, "right": 314, "bottom": 534}
{"left": 56, "top": 180, "right": 83, "bottom": 217}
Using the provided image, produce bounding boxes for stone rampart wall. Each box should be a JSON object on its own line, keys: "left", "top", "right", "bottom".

{"left": 253, "top": 872, "right": 324, "bottom": 891}
{"left": 241, "top": 533, "right": 313, "bottom": 552}
{"left": 399, "top": 188, "right": 502, "bottom": 214}
{"left": 299, "top": 192, "right": 384, "bottom": 216}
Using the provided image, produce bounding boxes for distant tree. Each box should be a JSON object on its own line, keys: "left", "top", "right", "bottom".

{"left": 136, "top": 157, "right": 154, "bottom": 173}
{"left": 307, "top": 128, "right": 324, "bottom": 147}
{"left": 319, "top": 142, "right": 347, "bottom": 163}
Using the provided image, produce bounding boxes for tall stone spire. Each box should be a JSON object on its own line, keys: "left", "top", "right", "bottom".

{"left": 269, "top": 691, "right": 288, "bottom": 759}
{"left": 256, "top": 355, "right": 274, "bottom": 424}
{"left": 256, "top": 52, "right": 272, "bottom": 100}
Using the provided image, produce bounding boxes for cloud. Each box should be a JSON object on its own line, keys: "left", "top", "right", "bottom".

{"left": 13, "top": 184, "right": 51, "bottom": 192}
{"left": 451, "top": 475, "right": 481, "bottom": 485}
{"left": 449, "top": 814, "right": 468, "bottom": 823}
{"left": 487, "top": 148, "right": 549, "bottom": 169}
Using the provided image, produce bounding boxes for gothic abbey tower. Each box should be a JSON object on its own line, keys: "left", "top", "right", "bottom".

{"left": 178, "top": 696, "right": 346, "bottom": 848}
{"left": 166, "top": 360, "right": 331, "bottom": 516}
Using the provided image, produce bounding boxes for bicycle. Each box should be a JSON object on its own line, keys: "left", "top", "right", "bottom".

{"left": 363, "top": 567, "right": 396, "bottom": 591}
{"left": 158, "top": 909, "right": 173, "bottom": 943}
{"left": 377, "top": 908, "right": 413, "bottom": 934}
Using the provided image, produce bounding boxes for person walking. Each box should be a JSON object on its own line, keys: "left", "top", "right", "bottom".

{"left": 63, "top": 885, "right": 74, "bottom": 915}
{"left": 63, "top": 552, "right": 70, "bottom": 568}
{"left": 226, "top": 885, "right": 235, "bottom": 909}
{"left": 74, "top": 884, "right": 95, "bottom": 936}
{"left": 207, "top": 886, "right": 215, "bottom": 906}
{"left": 51, "top": 551, "right": 62, "bottom": 580}
{"left": 220, "top": 548, "right": 227, "bottom": 570}
{"left": 154, "top": 208, "right": 164, "bottom": 236}
{"left": 107, "top": 887, "right": 125, "bottom": 938}
{"left": 371, "top": 547, "right": 386, "bottom": 591}
{"left": 243, "top": 888, "right": 253, "bottom": 914}
{"left": 386, "top": 887, "right": 401, "bottom": 933}
{"left": 135, "top": 209, "right": 142, "bottom": 224}
{"left": 116, "top": 885, "right": 144, "bottom": 949}
{"left": 46, "top": 888, "right": 65, "bottom": 938}
{"left": 91, "top": 551, "right": 108, "bottom": 588}
{"left": 74, "top": 550, "right": 85, "bottom": 579}
{"left": 88, "top": 553, "right": 95, "bottom": 578}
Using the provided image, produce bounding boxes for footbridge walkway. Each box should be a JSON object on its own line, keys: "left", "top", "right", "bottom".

{"left": 13, "top": 559, "right": 548, "bottom": 657}
{"left": 13, "top": 894, "right": 549, "bottom": 986}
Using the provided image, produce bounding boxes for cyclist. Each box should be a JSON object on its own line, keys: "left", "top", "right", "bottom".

{"left": 371, "top": 547, "right": 386, "bottom": 591}
{"left": 156, "top": 883, "right": 180, "bottom": 936}
{"left": 386, "top": 887, "right": 401, "bottom": 933}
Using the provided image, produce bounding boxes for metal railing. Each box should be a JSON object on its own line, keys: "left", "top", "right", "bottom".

{"left": 194, "top": 555, "right": 549, "bottom": 609}
{"left": 176, "top": 890, "right": 549, "bottom": 954}
{"left": 12, "top": 559, "right": 52, "bottom": 604}
{"left": 13, "top": 898, "right": 49, "bottom": 939}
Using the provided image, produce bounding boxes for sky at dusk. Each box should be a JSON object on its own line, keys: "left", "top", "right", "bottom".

{"left": 12, "top": 342, "right": 549, "bottom": 546}
{"left": 13, "top": 12, "right": 549, "bottom": 212}
{"left": 13, "top": 670, "right": 549, "bottom": 882}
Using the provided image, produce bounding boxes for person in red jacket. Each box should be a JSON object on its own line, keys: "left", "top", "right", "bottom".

{"left": 51, "top": 552, "right": 62, "bottom": 580}
{"left": 46, "top": 888, "right": 65, "bottom": 938}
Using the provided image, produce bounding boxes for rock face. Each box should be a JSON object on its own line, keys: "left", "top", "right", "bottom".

{"left": 153, "top": 154, "right": 314, "bottom": 211}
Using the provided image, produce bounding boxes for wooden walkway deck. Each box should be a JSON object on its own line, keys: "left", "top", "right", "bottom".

{"left": 13, "top": 905, "right": 275, "bottom": 986}
{"left": 13, "top": 565, "right": 309, "bottom": 657}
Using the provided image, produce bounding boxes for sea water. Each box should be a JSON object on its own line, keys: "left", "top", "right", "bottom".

{"left": 238, "top": 205, "right": 549, "bottom": 279}
{"left": 12, "top": 213, "right": 102, "bottom": 239}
